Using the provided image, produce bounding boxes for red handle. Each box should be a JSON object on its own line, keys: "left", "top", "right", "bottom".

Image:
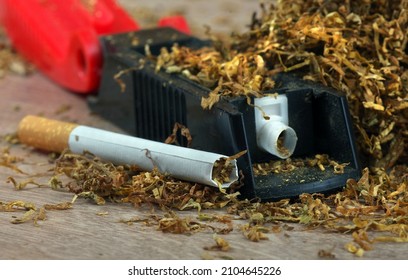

{"left": 0, "top": 0, "right": 139, "bottom": 93}
{"left": 0, "top": 0, "right": 191, "bottom": 94}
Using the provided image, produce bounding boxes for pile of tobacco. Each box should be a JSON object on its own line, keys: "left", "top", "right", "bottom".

{"left": 152, "top": 0, "right": 408, "bottom": 255}
{"left": 2, "top": 0, "right": 408, "bottom": 258}
{"left": 156, "top": 0, "right": 408, "bottom": 170}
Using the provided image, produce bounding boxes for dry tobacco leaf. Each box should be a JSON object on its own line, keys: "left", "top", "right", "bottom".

{"left": 1, "top": 147, "right": 26, "bottom": 174}
{"left": 113, "top": 68, "right": 137, "bottom": 92}
{"left": 164, "top": 122, "right": 193, "bottom": 147}
{"left": 345, "top": 242, "right": 365, "bottom": 257}
{"left": 241, "top": 224, "right": 269, "bottom": 242}
{"left": 72, "top": 191, "right": 106, "bottom": 205}
{"left": 7, "top": 177, "right": 44, "bottom": 190}
{"left": 0, "top": 28, "right": 33, "bottom": 78}
{"left": 212, "top": 150, "right": 246, "bottom": 190}
{"left": 253, "top": 154, "right": 349, "bottom": 176}
{"left": 11, "top": 209, "right": 37, "bottom": 224}
{"left": 249, "top": 212, "right": 265, "bottom": 225}
{"left": 0, "top": 200, "right": 36, "bottom": 212}
{"left": 50, "top": 150, "right": 408, "bottom": 256}
{"left": 2, "top": 133, "right": 19, "bottom": 144}
{"left": 119, "top": 216, "right": 152, "bottom": 226}
{"left": 96, "top": 211, "right": 109, "bottom": 216}
{"left": 48, "top": 176, "right": 63, "bottom": 190}
{"left": 54, "top": 150, "right": 239, "bottom": 211}
{"left": 157, "top": 212, "right": 206, "bottom": 234}
{"left": 373, "top": 236, "right": 408, "bottom": 243}
{"left": 43, "top": 202, "right": 73, "bottom": 210}
{"left": 34, "top": 207, "right": 47, "bottom": 223}
{"left": 204, "top": 234, "right": 230, "bottom": 251}
{"left": 197, "top": 213, "right": 233, "bottom": 226}
{"left": 1, "top": 200, "right": 69, "bottom": 225}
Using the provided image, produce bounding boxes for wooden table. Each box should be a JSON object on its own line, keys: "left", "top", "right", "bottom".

{"left": 1, "top": 0, "right": 407, "bottom": 260}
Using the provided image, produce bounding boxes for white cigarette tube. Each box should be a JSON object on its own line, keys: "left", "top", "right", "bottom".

{"left": 18, "top": 115, "right": 239, "bottom": 188}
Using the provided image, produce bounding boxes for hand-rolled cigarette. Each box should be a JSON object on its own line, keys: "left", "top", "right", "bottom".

{"left": 18, "top": 115, "right": 239, "bottom": 188}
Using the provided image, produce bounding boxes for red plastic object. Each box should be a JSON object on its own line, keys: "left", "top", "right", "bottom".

{"left": 0, "top": 0, "right": 138, "bottom": 93}
{"left": 0, "top": 0, "right": 190, "bottom": 93}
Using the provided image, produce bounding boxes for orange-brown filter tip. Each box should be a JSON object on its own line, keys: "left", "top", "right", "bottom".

{"left": 17, "top": 115, "right": 78, "bottom": 153}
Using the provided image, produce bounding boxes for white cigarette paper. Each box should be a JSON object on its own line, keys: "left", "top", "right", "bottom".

{"left": 18, "top": 115, "right": 238, "bottom": 188}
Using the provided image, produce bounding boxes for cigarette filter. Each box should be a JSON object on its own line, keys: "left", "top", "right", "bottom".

{"left": 18, "top": 115, "right": 239, "bottom": 188}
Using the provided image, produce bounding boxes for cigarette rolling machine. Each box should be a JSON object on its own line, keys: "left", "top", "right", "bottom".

{"left": 90, "top": 28, "right": 361, "bottom": 201}
{"left": 0, "top": 0, "right": 360, "bottom": 200}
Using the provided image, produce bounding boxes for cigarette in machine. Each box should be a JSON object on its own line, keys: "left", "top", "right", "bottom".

{"left": 17, "top": 115, "right": 239, "bottom": 188}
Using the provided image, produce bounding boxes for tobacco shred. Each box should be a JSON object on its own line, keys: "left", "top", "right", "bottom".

{"left": 164, "top": 122, "right": 193, "bottom": 147}
{"left": 53, "top": 150, "right": 239, "bottom": 210}
{"left": 0, "top": 28, "right": 33, "bottom": 78}
{"left": 204, "top": 234, "right": 231, "bottom": 251}
{"left": 157, "top": 212, "right": 207, "bottom": 234}
{"left": 155, "top": 0, "right": 408, "bottom": 169}
{"left": 43, "top": 202, "right": 73, "bottom": 210}
{"left": 253, "top": 154, "right": 349, "bottom": 175}
{"left": 0, "top": 199, "right": 71, "bottom": 225}
{"left": 1, "top": 146, "right": 26, "bottom": 174}
{"left": 242, "top": 224, "right": 270, "bottom": 242}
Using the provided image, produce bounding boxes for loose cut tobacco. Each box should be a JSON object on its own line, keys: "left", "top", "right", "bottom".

{"left": 155, "top": 0, "right": 408, "bottom": 169}
{"left": 0, "top": 28, "right": 33, "bottom": 78}
{"left": 0, "top": 200, "right": 72, "bottom": 225}
{"left": 155, "top": 44, "right": 276, "bottom": 110}
{"left": 48, "top": 149, "right": 408, "bottom": 255}
{"left": 253, "top": 154, "right": 349, "bottom": 175}
{"left": 53, "top": 150, "right": 239, "bottom": 211}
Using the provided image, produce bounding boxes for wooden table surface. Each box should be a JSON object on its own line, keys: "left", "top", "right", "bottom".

{"left": 1, "top": 0, "right": 408, "bottom": 260}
